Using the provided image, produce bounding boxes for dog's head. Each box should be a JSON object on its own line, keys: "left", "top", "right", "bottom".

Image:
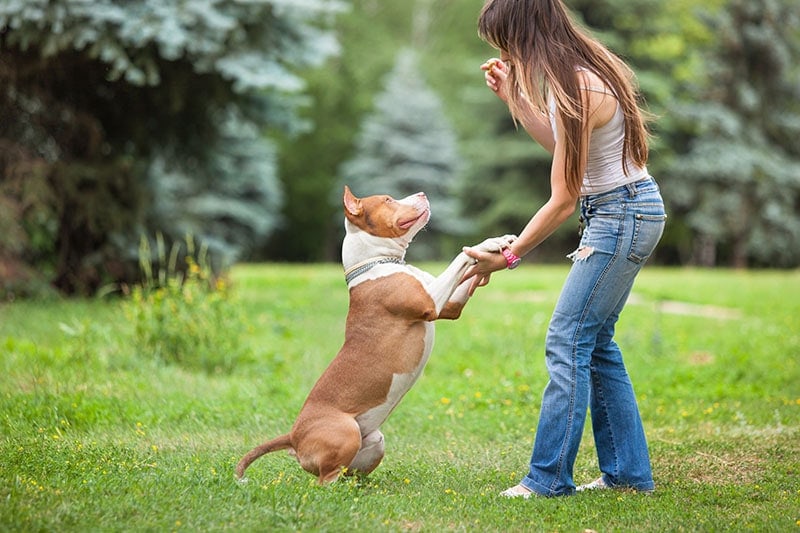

{"left": 341, "top": 186, "right": 430, "bottom": 267}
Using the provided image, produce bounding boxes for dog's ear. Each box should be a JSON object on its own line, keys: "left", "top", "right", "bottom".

{"left": 343, "top": 186, "right": 363, "bottom": 217}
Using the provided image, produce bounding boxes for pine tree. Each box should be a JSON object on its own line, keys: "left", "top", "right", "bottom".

{"left": 667, "top": 0, "right": 800, "bottom": 267}
{"left": 339, "top": 48, "right": 468, "bottom": 259}
{"left": 0, "top": 0, "right": 344, "bottom": 294}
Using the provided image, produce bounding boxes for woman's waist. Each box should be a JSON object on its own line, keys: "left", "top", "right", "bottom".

{"left": 581, "top": 175, "right": 661, "bottom": 205}
{"left": 580, "top": 165, "right": 650, "bottom": 196}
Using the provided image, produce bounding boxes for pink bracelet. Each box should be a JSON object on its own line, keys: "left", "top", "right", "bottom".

{"left": 501, "top": 248, "right": 521, "bottom": 269}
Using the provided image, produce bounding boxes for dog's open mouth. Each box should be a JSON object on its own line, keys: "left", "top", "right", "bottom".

{"left": 398, "top": 209, "right": 429, "bottom": 230}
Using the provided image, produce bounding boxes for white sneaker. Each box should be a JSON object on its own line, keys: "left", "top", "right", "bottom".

{"left": 499, "top": 484, "right": 536, "bottom": 499}
{"left": 576, "top": 477, "right": 608, "bottom": 492}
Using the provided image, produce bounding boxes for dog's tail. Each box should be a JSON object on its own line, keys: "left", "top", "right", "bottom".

{"left": 235, "top": 434, "right": 292, "bottom": 478}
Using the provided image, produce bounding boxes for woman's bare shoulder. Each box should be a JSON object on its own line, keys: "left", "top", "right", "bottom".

{"left": 577, "top": 69, "right": 617, "bottom": 129}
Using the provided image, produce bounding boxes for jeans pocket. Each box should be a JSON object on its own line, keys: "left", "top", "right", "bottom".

{"left": 627, "top": 213, "right": 666, "bottom": 264}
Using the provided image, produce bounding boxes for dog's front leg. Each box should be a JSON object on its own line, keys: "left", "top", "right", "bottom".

{"left": 426, "top": 234, "right": 517, "bottom": 316}
{"left": 426, "top": 252, "right": 476, "bottom": 315}
{"left": 436, "top": 277, "right": 475, "bottom": 320}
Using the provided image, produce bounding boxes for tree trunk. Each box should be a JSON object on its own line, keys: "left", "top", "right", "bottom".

{"left": 691, "top": 234, "right": 717, "bottom": 267}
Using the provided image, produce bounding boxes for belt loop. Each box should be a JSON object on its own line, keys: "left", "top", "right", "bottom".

{"left": 625, "top": 182, "right": 636, "bottom": 198}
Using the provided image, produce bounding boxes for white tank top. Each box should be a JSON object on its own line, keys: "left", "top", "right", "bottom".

{"left": 549, "top": 91, "right": 649, "bottom": 196}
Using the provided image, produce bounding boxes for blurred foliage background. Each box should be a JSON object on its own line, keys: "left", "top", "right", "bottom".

{"left": 1, "top": 0, "right": 799, "bottom": 297}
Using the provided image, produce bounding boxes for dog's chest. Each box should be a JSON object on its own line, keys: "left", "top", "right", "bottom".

{"left": 345, "top": 265, "right": 439, "bottom": 435}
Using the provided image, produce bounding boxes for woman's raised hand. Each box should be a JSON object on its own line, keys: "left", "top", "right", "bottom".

{"left": 481, "top": 58, "right": 511, "bottom": 102}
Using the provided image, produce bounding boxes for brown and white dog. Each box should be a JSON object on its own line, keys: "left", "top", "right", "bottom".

{"left": 235, "top": 186, "right": 515, "bottom": 484}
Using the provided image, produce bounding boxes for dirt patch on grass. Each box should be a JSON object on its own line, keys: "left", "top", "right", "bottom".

{"left": 685, "top": 450, "right": 766, "bottom": 484}
{"left": 626, "top": 294, "right": 743, "bottom": 320}
{"left": 656, "top": 448, "right": 766, "bottom": 485}
{"left": 656, "top": 300, "right": 742, "bottom": 320}
{"left": 688, "top": 351, "right": 715, "bottom": 365}
{"left": 655, "top": 430, "right": 798, "bottom": 486}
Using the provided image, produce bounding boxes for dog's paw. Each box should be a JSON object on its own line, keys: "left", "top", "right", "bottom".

{"left": 472, "top": 234, "right": 518, "bottom": 253}
{"left": 499, "top": 234, "right": 517, "bottom": 246}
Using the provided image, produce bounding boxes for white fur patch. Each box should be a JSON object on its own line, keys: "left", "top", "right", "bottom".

{"left": 355, "top": 322, "right": 434, "bottom": 435}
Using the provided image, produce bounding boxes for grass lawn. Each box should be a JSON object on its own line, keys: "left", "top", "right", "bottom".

{"left": 1, "top": 264, "right": 798, "bottom": 532}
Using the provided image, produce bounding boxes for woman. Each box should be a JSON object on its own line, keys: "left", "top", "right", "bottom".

{"left": 463, "top": 0, "right": 666, "bottom": 497}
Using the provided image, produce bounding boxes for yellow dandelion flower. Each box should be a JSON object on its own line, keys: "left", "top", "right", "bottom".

{"left": 440, "top": 397, "right": 451, "bottom": 405}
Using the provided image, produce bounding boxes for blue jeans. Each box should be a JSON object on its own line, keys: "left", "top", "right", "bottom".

{"left": 521, "top": 177, "right": 666, "bottom": 497}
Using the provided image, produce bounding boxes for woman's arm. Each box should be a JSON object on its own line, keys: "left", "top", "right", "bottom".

{"left": 464, "top": 66, "right": 619, "bottom": 292}
{"left": 482, "top": 58, "right": 555, "bottom": 153}
{"left": 463, "top": 69, "right": 589, "bottom": 292}
{"left": 511, "top": 129, "right": 579, "bottom": 257}
{"left": 462, "top": 110, "right": 578, "bottom": 292}
{"left": 515, "top": 105, "right": 556, "bottom": 155}
{"left": 464, "top": 70, "right": 619, "bottom": 292}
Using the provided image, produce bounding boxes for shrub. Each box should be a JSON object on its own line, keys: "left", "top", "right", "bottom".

{"left": 124, "top": 234, "right": 253, "bottom": 374}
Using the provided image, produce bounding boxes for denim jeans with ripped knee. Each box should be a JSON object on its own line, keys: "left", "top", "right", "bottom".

{"left": 520, "top": 177, "right": 666, "bottom": 497}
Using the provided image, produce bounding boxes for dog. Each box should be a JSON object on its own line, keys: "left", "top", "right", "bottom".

{"left": 235, "top": 186, "right": 515, "bottom": 484}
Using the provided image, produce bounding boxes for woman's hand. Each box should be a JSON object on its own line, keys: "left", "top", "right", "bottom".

{"left": 481, "top": 58, "right": 511, "bottom": 103}
{"left": 461, "top": 245, "right": 509, "bottom": 296}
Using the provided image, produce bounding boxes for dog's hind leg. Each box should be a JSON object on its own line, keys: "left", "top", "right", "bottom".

{"left": 348, "top": 429, "right": 385, "bottom": 476}
{"left": 295, "top": 416, "right": 363, "bottom": 484}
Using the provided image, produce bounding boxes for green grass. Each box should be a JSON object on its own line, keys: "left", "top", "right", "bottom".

{"left": 1, "top": 264, "right": 798, "bottom": 532}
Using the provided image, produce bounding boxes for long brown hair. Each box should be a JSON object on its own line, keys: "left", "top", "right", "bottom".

{"left": 478, "top": 0, "right": 650, "bottom": 195}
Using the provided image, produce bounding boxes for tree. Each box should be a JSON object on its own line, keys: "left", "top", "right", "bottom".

{"left": 339, "top": 48, "right": 468, "bottom": 259}
{"left": 261, "top": 1, "right": 418, "bottom": 262}
{"left": 0, "top": 0, "right": 344, "bottom": 295}
{"left": 667, "top": 0, "right": 800, "bottom": 267}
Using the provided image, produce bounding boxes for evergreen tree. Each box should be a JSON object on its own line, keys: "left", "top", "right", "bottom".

{"left": 0, "top": 0, "right": 343, "bottom": 294}
{"left": 339, "top": 48, "right": 467, "bottom": 259}
{"left": 667, "top": 0, "right": 800, "bottom": 267}
{"left": 262, "top": 1, "right": 417, "bottom": 262}
{"left": 145, "top": 106, "right": 282, "bottom": 266}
